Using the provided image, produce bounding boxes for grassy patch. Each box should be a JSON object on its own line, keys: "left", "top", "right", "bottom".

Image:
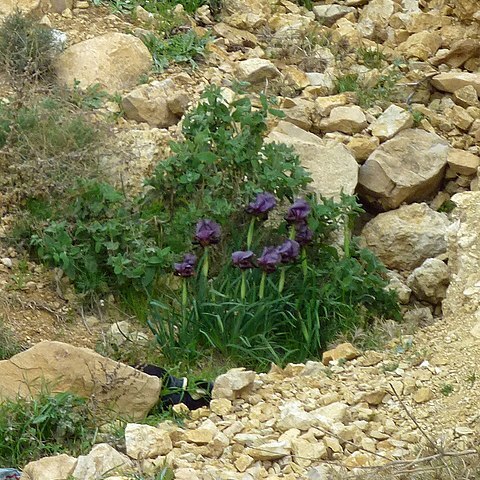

{"left": 0, "top": 391, "right": 96, "bottom": 467}
{"left": 0, "top": 317, "right": 22, "bottom": 360}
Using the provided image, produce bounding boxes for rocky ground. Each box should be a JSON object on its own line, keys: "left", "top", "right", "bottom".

{"left": 1, "top": 0, "right": 480, "bottom": 478}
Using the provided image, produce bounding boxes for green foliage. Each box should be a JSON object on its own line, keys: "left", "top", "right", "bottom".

{"left": 440, "top": 383, "right": 454, "bottom": 396}
{"left": 0, "top": 317, "right": 22, "bottom": 360}
{"left": 294, "top": 0, "right": 313, "bottom": 10}
{"left": 98, "top": 0, "right": 208, "bottom": 15}
{"left": 335, "top": 73, "right": 359, "bottom": 93}
{"left": 148, "top": 195, "right": 400, "bottom": 369}
{"left": 411, "top": 109, "right": 425, "bottom": 126}
{"left": 0, "top": 11, "right": 56, "bottom": 83}
{"left": 30, "top": 181, "right": 171, "bottom": 299}
{"left": 144, "top": 84, "right": 311, "bottom": 252}
{"left": 141, "top": 30, "right": 211, "bottom": 72}
{"left": 0, "top": 391, "right": 96, "bottom": 467}
{"left": 357, "top": 46, "right": 386, "bottom": 69}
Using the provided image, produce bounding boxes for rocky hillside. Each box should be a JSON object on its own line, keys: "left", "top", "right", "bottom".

{"left": 1, "top": 0, "right": 480, "bottom": 478}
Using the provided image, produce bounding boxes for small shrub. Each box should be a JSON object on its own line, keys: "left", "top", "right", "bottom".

{"left": 148, "top": 194, "right": 400, "bottom": 369}
{"left": 335, "top": 73, "right": 359, "bottom": 93}
{"left": 30, "top": 180, "right": 171, "bottom": 301}
{"left": 357, "top": 46, "right": 386, "bottom": 69}
{"left": 144, "top": 84, "right": 311, "bottom": 253}
{"left": 0, "top": 391, "right": 96, "bottom": 467}
{"left": 141, "top": 30, "right": 211, "bottom": 72}
{"left": 0, "top": 11, "right": 56, "bottom": 83}
{"left": 440, "top": 383, "right": 454, "bottom": 396}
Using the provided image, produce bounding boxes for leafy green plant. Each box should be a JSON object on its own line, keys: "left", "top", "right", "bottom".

{"left": 144, "top": 84, "right": 311, "bottom": 253}
{"left": 440, "top": 383, "right": 454, "bottom": 396}
{"left": 148, "top": 194, "right": 400, "bottom": 369}
{"left": 335, "top": 73, "right": 359, "bottom": 93}
{"left": 0, "top": 391, "right": 96, "bottom": 467}
{"left": 141, "top": 30, "right": 211, "bottom": 72}
{"left": 357, "top": 46, "right": 386, "bottom": 69}
{"left": 30, "top": 180, "right": 171, "bottom": 301}
{"left": 0, "top": 11, "right": 56, "bottom": 83}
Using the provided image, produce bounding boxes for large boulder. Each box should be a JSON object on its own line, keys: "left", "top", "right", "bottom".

{"left": 0, "top": 341, "right": 161, "bottom": 421}
{"left": 267, "top": 121, "right": 358, "bottom": 200}
{"left": 0, "top": 0, "right": 40, "bottom": 17}
{"left": 357, "top": 129, "right": 450, "bottom": 211}
{"left": 360, "top": 203, "right": 450, "bottom": 271}
{"left": 406, "top": 258, "right": 449, "bottom": 304}
{"left": 122, "top": 79, "right": 189, "bottom": 128}
{"left": 55, "top": 33, "right": 152, "bottom": 93}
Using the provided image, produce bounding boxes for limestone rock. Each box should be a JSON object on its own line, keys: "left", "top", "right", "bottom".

{"left": 122, "top": 79, "right": 188, "bottom": 128}
{"left": 358, "top": 129, "right": 450, "bottom": 211}
{"left": 322, "top": 343, "right": 360, "bottom": 364}
{"left": 346, "top": 135, "right": 380, "bottom": 163}
{"left": 210, "top": 398, "right": 232, "bottom": 416}
{"left": 407, "top": 258, "right": 449, "bottom": 304}
{"left": 292, "top": 438, "right": 327, "bottom": 466}
{"left": 21, "top": 454, "right": 77, "bottom": 480}
{"left": 313, "top": 402, "right": 348, "bottom": 423}
{"left": 357, "top": 0, "right": 395, "bottom": 41}
{"left": 0, "top": 341, "right": 161, "bottom": 421}
{"left": 453, "top": 85, "right": 479, "bottom": 108}
{"left": 361, "top": 203, "right": 450, "bottom": 271}
{"left": 276, "top": 401, "right": 316, "bottom": 431}
{"left": 246, "top": 440, "right": 291, "bottom": 460}
{"left": 413, "top": 387, "right": 433, "bottom": 403}
{"left": 313, "top": 5, "right": 355, "bottom": 26}
{"left": 397, "top": 31, "right": 442, "bottom": 61}
{"left": 236, "top": 58, "right": 280, "bottom": 83}
{"left": 0, "top": 0, "right": 40, "bottom": 17}
{"left": 73, "top": 444, "right": 133, "bottom": 480}
{"left": 387, "top": 272, "right": 412, "bottom": 304}
{"left": 370, "top": 105, "right": 413, "bottom": 141}
{"left": 318, "top": 105, "right": 368, "bottom": 134}
{"left": 447, "top": 149, "right": 480, "bottom": 176}
{"left": 314, "top": 94, "right": 351, "bottom": 117}
{"left": 431, "top": 72, "right": 480, "bottom": 96}
{"left": 431, "top": 40, "right": 480, "bottom": 69}
{"left": 267, "top": 121, "right": 358, "bottom": 200}
{"left": 55, "top": 33, "right": 152, "bottom": 93}
{"left": 212, "top": 368, "right": 256, "bottom": 400}
{"left": 125, "top": 423, "right": 173, "bottom": 459}
{"left": 211, "top": 22, "right": 257, "bottom": 47}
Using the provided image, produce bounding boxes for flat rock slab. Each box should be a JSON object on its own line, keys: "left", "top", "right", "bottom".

{"left": 358, "top": 129, "right": 450, "bottom": 210}
{"left": 0, "top": 341, "right": 161, "bottom": 421}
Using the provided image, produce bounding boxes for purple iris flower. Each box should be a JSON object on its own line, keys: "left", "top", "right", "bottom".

{"left": 295, "top": 223, "right": 314, "bottom": 246}
{"left": 174, "top": 261, "right": 195, "bottom": 277}
{"left": 194, "top": 219, "right": 221, "bottom": 247}
{"left": 277, "top": 239, "right": 300, "bottom": 263}
{"left": 257, "top": 246, "right": 281, "bottom": 273}
{"left": 285, "top": 199, "right": 311, "bottom": 224}
{"left": 183, "top": 253, "right": 197, "bottom": 266}
{"left": 246, "top": 192, "right": 277, "bottom": 218}
{"left": 232, "top": 251, "right": 256, "bottom": 269}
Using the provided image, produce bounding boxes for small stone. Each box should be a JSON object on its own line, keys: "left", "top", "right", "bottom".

{"left": 246, "top": 441, "right": 291, "bottom": 461}
{"left": 322, "top": 343, "right": 360, "bottom": 364}
{"left": 210, "top": 398, "right": 232, "bottom": 416}
{"left": 236, "top": 58, "right": 280, "bottom": 84}
{"left": 1, "top": 258, "right": 13, "bottom": 268}
{"left": 370, "top": 105, "right": 413, "bottom": 140}
{"left": 234, "top": 454, "right": 254, "bottom": 472}
{"left": 413, "top": 387, "right": 433, "bottom": 403}
{"left": 455, "top": 426, "right": 474, "bottom": 435}
{"left": 319, "top": 105, "right": 368, "bottom": 134}
{"left": 360, "top": 389, "right": 387, "bottom": 406}
{"left": 212, "top": 368, "right": 256, "bottom": 400}
{"left": 125, "top": 423, "right": 173, "bottom": 459}
{"left": 359, "top": 350, "right": 384, "bottom": 366}
{"left": 185, "top": 428, "right": 214, "bottom": 445}
{"left": 447, "top": 148, "right": 480, "bottom": 176}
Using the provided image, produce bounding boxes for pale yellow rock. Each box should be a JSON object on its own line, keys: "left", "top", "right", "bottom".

{"left": 447, "top": 149, "right": 480, "bottom": 176}
{"left": 0, "top": 0, "right": 40, "bottom": 17}
{"left": 125, "top": 423, "right": 173, "bottom": 459}
{"left": 432, "top": 72, "right": 480, "bottom": 96}
{"left": 185, "top": 428, "right": 215, "bottom": 445}
{"left": 210, "top": 398, "right": 232, "bottom": 416}
{"left": 370, "top": 105, "right": 414, "bottom": 141}
{"left": 413, "top": 387, "right": 433, "bottom": 403}
{"left": 357, "top": 0, "right": 394, "bottom": 40}
{"left": 55, "top": 33, "right": 152, "bottom": 93}
{"left": 447, "top": 105, "right": 474, "bottom": 132}
{"left": 236, "top": 58, "right": 280, "bottom": 84}
{"left": 212, "top": 22, "right": 257, "bottom": 47}
{"left": 21, "top": 454, "right": 77, "bottom": 480}
{"left": 322, "top": 342, "right": 360, "bottom": 364}
{"left": 397, "top": 31, "right": 442, "bottom": 61}
{"left": 234, "top": 454, "right": 254, "bottom": 472}
{"left": 319, "top": 105, "right": 368, "bottom": 134}
{"left": 246, "top": 441, "right": 291, "bottom": 460}
{"left": 360, "top": 389, "right": 387, "bottom": 406}
{"left": 282, "top": 65, "right": 310, "bottom": 90}
{"left": 0, "top": 341, "right": 161, "bottom": 421}
{"left": 346, "top": 135, "right": 379, "bottom": 163}
{"left": 291, "top": 438, "right": 327, "bottom": 466}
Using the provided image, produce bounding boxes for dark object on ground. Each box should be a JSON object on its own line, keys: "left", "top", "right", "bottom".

{"left": 135, "top": 364, "right": 213, "bottom": 411}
